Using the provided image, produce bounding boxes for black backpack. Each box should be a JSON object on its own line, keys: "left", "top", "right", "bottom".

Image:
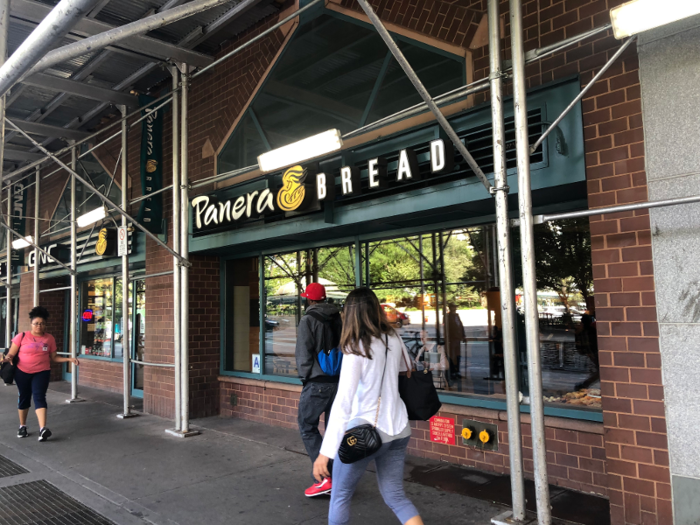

{"left": 307, "top": 311, "right": 343, "bottom": 376}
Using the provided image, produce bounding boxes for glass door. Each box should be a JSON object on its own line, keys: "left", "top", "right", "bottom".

{"left": 131, "top": 280, "right": 145, "bottom": 397}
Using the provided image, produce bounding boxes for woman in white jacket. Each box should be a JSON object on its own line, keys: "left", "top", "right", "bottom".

{"left": 313, "top": 287, "right": 424, "bottom": 525}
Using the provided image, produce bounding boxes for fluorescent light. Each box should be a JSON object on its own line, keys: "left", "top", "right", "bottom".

{"left": 77, "top": 206, "right": 107, "bottom": 228}
{"left": 12, "top": 236, "right": 33, "bottom": 250}
{"left": 257, "top": 129, "right": 343, "bottom": 173}
{"left": 611, "top": 0, "right": 700, "bottom": 39}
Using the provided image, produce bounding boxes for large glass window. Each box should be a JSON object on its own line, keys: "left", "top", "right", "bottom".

{"left": 217, "top": 14, "right": 465, "bottom": 174}
{"left": 224, "top": 219, "right": 600, "bottom": 415}
{"left": 48, "top": 146, "right": 121, "bottom": 235}
{"left": 80, "top": 278, "right": 114, "bottom": 357}
{"left": 79, "top": 277, "right": 144, "bottom": 367}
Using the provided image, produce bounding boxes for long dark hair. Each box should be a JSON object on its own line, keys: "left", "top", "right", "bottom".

{"left": 339, "top": 288, "right": 394, "bottom": 359}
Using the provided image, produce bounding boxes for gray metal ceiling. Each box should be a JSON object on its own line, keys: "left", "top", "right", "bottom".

{"left": 3, "top": 0, "right": 282, "bottom": 173}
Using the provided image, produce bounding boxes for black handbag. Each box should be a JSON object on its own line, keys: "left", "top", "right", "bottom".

{"left": 0, "top": 333, "right": 23, "bottom": 385}
{"left": 399, "top": 347, "right": 442, "bottom": 421}
{"left": 338, "top": 336, "right": 389, "bottom": 464}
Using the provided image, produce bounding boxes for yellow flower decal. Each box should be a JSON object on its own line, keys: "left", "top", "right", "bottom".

{"left": 276, "top": 165, "right": 307, "bottom": 212}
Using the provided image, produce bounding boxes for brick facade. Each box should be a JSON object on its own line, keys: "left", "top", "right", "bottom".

{"left": 220, "top": 377, "right": 608, "bottom": 493}
{"left": 209, "top": 2, "right": 668, "bottom": 524}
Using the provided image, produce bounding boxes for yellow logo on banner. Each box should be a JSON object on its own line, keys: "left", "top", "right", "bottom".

{"left": 276, "top": 165, "right": 307, "bottom": 212}
{"left": 95, "top": 228, "right": 109, "bottom": 256}
{"left": 146, "top": 159, "right": 158, "bottom": 173}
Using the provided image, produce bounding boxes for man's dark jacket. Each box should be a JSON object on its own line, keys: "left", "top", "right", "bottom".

{"left": 295, "top": 302, "right": 341, "bottom": 383}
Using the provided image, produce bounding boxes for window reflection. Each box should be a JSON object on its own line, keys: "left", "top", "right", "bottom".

{"left": 223, "top": 219, "right": 600, "bottom": 412}
{"left": 80, "top": 279, "right": 113, "bottom": 357}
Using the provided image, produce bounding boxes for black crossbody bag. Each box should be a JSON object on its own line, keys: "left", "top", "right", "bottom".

{"left": 338, "top": 335, "right": 389, "bottom": 464}
{"left": 0, "top": 332, "right": 25, "bottom": 385}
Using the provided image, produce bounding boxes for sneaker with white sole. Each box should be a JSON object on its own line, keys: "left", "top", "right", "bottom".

{"left": 38, "top": 427, "right": 51, "bottom": 442}
{"left": 305, "top": 478, "right": 332, "bottom": 497}
{"left": 17, "top": 426, "right": 27, "bottom": 438}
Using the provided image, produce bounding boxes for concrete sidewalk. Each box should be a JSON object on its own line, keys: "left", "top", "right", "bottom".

{"left": 0, "top": 381, "right": 512, "bottom": 525}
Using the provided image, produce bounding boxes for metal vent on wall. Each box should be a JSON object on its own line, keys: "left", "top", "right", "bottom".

{"left": 459, "top": 108, "right": 545, "bottom": 176}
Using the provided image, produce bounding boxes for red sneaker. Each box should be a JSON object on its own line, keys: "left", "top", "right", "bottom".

{"left": 305, "top": 478, "right": 332, "bottom": 497}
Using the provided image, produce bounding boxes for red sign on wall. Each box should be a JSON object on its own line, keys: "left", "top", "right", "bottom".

{"left": 429, "top": 416, "right": 455, "bottom": 445}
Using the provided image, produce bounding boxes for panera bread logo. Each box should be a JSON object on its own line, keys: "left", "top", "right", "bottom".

{"left": 191, "top": 138, "right": 455, "bottom": 234}
{"left": 276, "top": 165, "right": 307, "bottom": 212}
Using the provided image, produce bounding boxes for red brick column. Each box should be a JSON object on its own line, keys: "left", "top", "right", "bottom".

{"left": 584, "top": 52, "right": 671, "bottom": 525}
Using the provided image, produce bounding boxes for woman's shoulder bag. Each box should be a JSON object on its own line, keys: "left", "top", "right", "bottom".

{"left": 338, "top": 336, "right": 389, "bottom": 464}
{"left": 0, "top": 332, "right": 25, "bottom": 385}
{"left": 398, "top": 337, "right": 442, "bottom": 420}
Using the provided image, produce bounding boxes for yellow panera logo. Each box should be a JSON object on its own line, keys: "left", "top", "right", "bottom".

{"left": 146, "top": 159, "right": 158, "bottom": 173}
{"left": 276, "top": 165, "right": 307, "bottom": 212}
{"left": 95, "top": 228, "right": 109, "bottom": 256}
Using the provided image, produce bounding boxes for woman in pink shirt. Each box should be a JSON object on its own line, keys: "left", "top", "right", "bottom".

{"left": 1, "top": 306, "right": 79, "bottom": 441}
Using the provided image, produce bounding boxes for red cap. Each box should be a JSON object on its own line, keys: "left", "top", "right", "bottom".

{"left": 301, "top": 282, "right": 326, "bottom": 301}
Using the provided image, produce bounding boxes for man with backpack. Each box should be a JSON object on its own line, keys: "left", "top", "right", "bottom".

{"left": 295, "top": 282, "right": 342, "bottom": 497}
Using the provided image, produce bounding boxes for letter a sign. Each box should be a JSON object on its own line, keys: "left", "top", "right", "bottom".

{"left": 252, "top": 354, "right": 261, "bottom": 374}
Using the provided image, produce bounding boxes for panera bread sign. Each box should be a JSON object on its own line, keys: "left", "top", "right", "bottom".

{"left": 191, "top": 139, "right": 453, "bottom": 235}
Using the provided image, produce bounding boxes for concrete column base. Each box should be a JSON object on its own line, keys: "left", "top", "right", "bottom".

{"left": 165, "top": 428, "right": 200, "bottom": 438}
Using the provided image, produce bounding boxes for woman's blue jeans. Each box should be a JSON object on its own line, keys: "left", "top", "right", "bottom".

{"left": 329, "top": 436, "right": 419, "bottom": 525}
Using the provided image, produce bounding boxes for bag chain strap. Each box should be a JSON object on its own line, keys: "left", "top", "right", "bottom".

{"left": 374, "top": 334, "right": 390, "bottom": 428}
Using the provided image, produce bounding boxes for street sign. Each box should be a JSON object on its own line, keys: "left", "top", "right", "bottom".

{"left": 118, "top": 226, "right": 128, "bottom": 256}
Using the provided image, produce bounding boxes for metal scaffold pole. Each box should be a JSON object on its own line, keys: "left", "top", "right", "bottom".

{"left": 170, "top": 65, "right": 182, "bottom": 432}
{"left": 5, "top": 181, "right": 11, "bottom": 346}
{"left": 488, "top": 0, "right": 525, "bottom": 522}
{"left": 118, "top": 106, "right": 135, "bottom": 419}
{"left": 0, "top": 0, "right": 99, "bottom": 99}
{"left": 68, "top": 146, "right": 82, "bottom": 403}
{"left": 0, "top": 0, "right": 7, "bottom": 347}
{"left": 509, "top": 0, "right": 551, "bottom": 523}
{"left": 33, "top": 167, "right": 39, "bottom": 307}
{"left": 178, "top": 64, "right": 197, "bottom": 437}
{"left": 355, "top": 0, "right": 492, "bottom": 194}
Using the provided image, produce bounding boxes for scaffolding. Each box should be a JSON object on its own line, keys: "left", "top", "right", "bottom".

{"left": 0, "top": 1, "right": 693, "bottom": 523}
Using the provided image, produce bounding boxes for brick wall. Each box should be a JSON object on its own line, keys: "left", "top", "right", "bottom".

{"left": 78, "top": 359, "right": 123, "bottom": 393}
{"left": 188, "top": 255, "right": 221, "bottom": 418}
{"left": 220, "top": 377, "right": 607, "bottom": 493}
{"left": 337, "top": 0, "right": 483, "bottom": 48}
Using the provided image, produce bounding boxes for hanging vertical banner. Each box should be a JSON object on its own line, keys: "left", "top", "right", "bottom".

{"left": 136, "top": 95, "right": 163, "bottom": 233}
{"left": 11, "top": 182, "right": 27, "bottom": 268}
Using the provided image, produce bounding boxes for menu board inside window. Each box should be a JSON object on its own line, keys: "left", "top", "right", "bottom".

{"left": 80, "top": 278, "right": 113, "bottom": 357}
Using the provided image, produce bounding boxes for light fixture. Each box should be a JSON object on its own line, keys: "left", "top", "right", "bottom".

{"left": 257, "top": 129, "right": 343, "bottom": 173}
{"left": 11, "top": 236, "right": 33, "bottom": 250}
{"left": 610, "top": 0, "right": 700, "bottom": 39}
{"left": 77, "top": 206, "right": 107, "bottom": 228}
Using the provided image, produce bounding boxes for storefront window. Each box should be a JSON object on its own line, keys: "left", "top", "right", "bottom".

{"left": 217, "top": 14, "right": 464, "bottom": 174}
{"left": 223, "top": 221, "right": 599, "bottom": 414}
{"left": 261, "top": 245, "right": 356, "bottom": 378}
{"left": 113, "top": 280, "right": 133, "bottom": 359}
{"left": 79, "top": 277, "right": 143, "bottom": 366}
{"left": 48, "top": 147, "right": 122, "bottom": 235}
{"left": 80, "top": 278, "right": 113, "bottom": 357}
